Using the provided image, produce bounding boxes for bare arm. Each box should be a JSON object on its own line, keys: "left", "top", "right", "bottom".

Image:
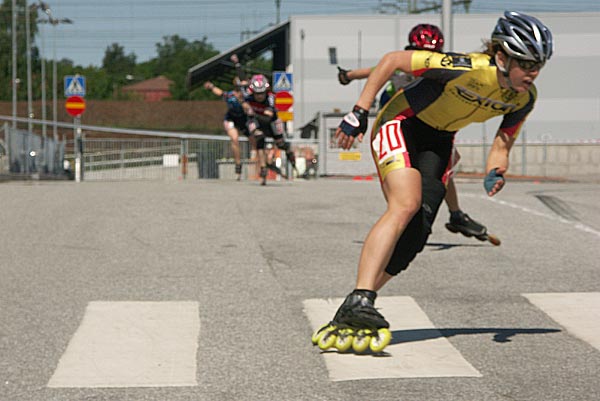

{"left": 203, "top": 81, "right": 224, "bottom": 97}
{"left": 335, "top": 50, "right": 414, "bottom": 149}
{"left": 230, "top": 54, "right": 247, "bottom": 82}
{"left": 355, "top": 51, "right": 413, "bottom": 110}
{"left": 345, "top": 67, "right": 374, "bottom": 81}
{"left": 485, "top": 130, "right": 517, "bottom": 196}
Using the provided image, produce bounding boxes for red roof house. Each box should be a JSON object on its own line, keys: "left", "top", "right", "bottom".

{"left": 122, "top": 75, "right": 173, "bottom": 102}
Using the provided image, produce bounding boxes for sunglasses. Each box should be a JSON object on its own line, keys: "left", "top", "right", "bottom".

{"left": 515, "top": 59, "right": 544, "bottom": 71}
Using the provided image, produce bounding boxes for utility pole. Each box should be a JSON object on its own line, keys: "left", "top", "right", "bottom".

{"left": 376, "top": 0, "right": 471, "bottom": 14}
{"left": 12, "top": 0, "right": 18, "bottom": 130}
{"left": 26, "top": 1, "right": 34, "bottom": 133}
{"left": 38, "top": 2, "right": 48, "bottom": 142}
{"left": 38, "top": 5, "right": 72, "bottom": 143}
{"left": 442, "top": 0, "right": 453, "bottom": 51}
{"left": 275, "top": 0, "right": 281, "bottom": 24}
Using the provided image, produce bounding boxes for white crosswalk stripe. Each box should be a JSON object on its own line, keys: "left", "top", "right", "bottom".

{"left": 303, "top": 296, "right": 482, "bottom": 381}
{"left": 46, "top": 294, "right": 600, "bottom": 388}
{"left": 524, "top": 292, "right": 600, "bottom": 351}
{"left": 48, "top": 301, "right": 200, "bottom": 388}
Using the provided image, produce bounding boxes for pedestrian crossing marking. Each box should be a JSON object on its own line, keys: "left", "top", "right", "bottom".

{"left": 273, "top": 71, "right": 292, "bottom": 92}
{"left": 64, "top": 75, "right": 86, "bottom": 97}
{"left": 47, "top": 301, "right": 200, "bottom": 388}
{"left": 303, "top": 296, "right": 482, "bottom": 381}
{"left": 524, "top": 292, "right": 600, "bottom": 351}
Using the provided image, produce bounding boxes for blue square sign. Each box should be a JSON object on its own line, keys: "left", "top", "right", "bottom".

{"left": 273, "top": 71, "right": 292, "bottom": 93}
{"left": 64, "top": 75, "right": 86, "bottom": 97}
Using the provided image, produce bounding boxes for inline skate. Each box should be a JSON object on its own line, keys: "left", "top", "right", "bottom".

{"left": 311, "top": 290, "right": 392, "bottom": 353}
{"left": 445, "top": 210, "right": 501, "bottom": 246}
{"left": 259, "top": 166, "right": 267, "bottom": 186}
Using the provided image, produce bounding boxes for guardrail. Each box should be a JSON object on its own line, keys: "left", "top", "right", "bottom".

{"left": 0, "top": 115, "right": 319, "bottom": 181}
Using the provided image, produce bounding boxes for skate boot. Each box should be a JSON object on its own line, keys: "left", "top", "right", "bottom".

{"left": 445, "top": 210, "right": 487, "bottom": 238}
{"left": 446, "top": 210, "right": 501, "bottom": 246}
{"left": 235, "top": 164, "right": 242, "bottom": 181}
{"left": 266, "top": 162, "right": 287, "bottom": 179}
{"left": 259, "top": 166, "right": 267, "bottom": 186}
{"left": 285, "top": 150, "right": 299, "bottom": 178}
{"left": 311, "top": 290, "right": 392, "bottom": 353}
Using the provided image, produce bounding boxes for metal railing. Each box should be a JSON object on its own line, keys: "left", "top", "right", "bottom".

{"left": 6, "top": 113, "right": 596, "bottom": 182}
{"left": 1, "top": 115, "right": 320, "bottom": 182}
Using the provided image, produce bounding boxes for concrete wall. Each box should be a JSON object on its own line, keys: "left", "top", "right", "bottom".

{"left": 316, "top": 110, "right": 600, "bottom": 179}
{"left": 288, "top": 12, "right": 600, "bottom": 143}
{"left": 455, "top": 142, "right": 600, "bottom": 180}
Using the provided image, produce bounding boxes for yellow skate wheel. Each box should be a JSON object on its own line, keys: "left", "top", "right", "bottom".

{"left": 317, "top": 330, "right": 337, "bottom": 350}
{"left": 311, "top": 324, "right": 332, "bottom": 345}
{"left": 370, "top": 328, "right": 392, "bottom": 353}
{"left": 334, "top": 329, "right": 354, "bottom": 352}
{"left": 352, "top": 331, "right": 371, "bottom": 353}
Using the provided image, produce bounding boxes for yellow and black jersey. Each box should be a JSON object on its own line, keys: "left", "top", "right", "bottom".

{"left": 375, "top": 51, "right": 537, "bottom": 138}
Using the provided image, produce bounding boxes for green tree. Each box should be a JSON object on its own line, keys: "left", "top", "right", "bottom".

{"left": 59, "top": 60, "right": 112, "bottom": 100}
{"left": 153, "top": 34, "right": 218, "bottom": 100}
{"left": 0, "top": 0, "right": 41, "bottom": 101}
{"left": 102, "top": 42, "right": 136, "bottom": 95}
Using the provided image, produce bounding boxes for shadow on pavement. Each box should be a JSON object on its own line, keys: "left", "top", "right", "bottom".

{"left": 391, "top": 327, "right": 562, "bottom": 344}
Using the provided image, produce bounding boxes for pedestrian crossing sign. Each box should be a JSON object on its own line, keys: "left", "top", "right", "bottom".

{"left": 273, "top": 71, "right": 292, "bottom": 93}
{"left": 64, "top": 75, "right": 86, "bottom": 97}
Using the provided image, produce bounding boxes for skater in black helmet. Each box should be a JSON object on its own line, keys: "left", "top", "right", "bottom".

{"left": 337, "top": 23, "right": 499, "bottom": 245}
{"left": 314, "top": 12, "right": 553, "bottom": 353}
{"left": 203, "top": 78, "right": 249, "bottom": 181}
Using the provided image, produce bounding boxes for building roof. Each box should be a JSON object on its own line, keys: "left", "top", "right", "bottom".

{"left": 122, "top": 75, "right": 173, "bottom": 92}
{"left": 186, "top": 21, "right": 289, "bottom": 90}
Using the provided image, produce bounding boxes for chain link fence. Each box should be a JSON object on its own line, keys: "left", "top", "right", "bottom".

{"left": 1, "top": 123, "right": 66, "bottom": 176}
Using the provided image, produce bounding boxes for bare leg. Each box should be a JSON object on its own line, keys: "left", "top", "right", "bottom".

{"left": 257, "top": 148, "right": 267, "bottom": 185}
{"left": 226, "top": 127, "right": 241, "bottom": 167}
{"left": 444, "top": 177, "right": 460, "bottom": 212}
{"left": 355, "top": 168, "right": 422, "bottom": 291}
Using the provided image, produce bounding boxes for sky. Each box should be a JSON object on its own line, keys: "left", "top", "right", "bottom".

{"left": 38, "top": 0, "right": 600, "bottom": 67}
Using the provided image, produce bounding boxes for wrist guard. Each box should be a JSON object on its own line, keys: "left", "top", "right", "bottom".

{"left": 484, "top": 168, "right": 505, "bottom": 193}
{"left": 337, "top": 66, "right": 351, "bottom": 85}
{"left": 339, "top": 105, "right": 369, "bottom": 138}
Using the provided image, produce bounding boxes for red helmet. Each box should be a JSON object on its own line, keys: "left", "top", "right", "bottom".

{"left": 249, "top": 74, "right": 270, "bottom": 94}
{"left": 407, "top": 24, "right": 444, "bottom": 51}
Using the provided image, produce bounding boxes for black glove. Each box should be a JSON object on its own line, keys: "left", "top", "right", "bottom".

{"left": 338, "top": 105, "right": 369, "bottom": 138}
{"left": 337, "top": 66, "right": 351, "bottom": 85}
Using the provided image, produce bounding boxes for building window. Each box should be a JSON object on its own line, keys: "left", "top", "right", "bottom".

{"left": 328, "top": 47, "right": 337, "bottom": 65}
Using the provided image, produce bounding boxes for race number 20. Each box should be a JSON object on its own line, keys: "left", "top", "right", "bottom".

{"left": 376, "top": 120, "right": 407, "bottom": 163}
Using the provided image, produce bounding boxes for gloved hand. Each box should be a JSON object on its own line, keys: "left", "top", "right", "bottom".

{"left": 337, "top": 66, "right": 351, "bottom": 85}
{"left": 335, "top": 105, "right": 369, "bottom": 149}
{"left": 484, "top": 168, "right": 506, "bottom": 196}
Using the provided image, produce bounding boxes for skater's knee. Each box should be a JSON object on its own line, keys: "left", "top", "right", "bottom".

{"left": 228, "top": 132, "right": 240, "bottom": 143}
{"left": 387, "top": 197, "right": 421, "bottom": 223}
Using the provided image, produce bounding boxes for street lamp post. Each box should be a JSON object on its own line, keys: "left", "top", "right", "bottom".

{"left": 26, "top": 2, "right": 34, "bottom": 134}
{"left": 12, "top": 0, "right": 17, "bottom": 130}
{"left": 37, "top": 4, "right": 72, "bottom": 143}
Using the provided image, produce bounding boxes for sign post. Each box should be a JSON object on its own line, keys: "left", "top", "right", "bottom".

{"left": 65, "top": 95, "right": 86, "bottom": 182}
{"left": 275, "top": 91, "right": 294, "bottom": 122}
{"left": 273, "top": 71, "right": 294, "bottom": 122}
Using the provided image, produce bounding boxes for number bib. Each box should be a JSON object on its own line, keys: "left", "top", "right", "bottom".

{"left": 371, "top": 119, "right": 412, "bottom": 182}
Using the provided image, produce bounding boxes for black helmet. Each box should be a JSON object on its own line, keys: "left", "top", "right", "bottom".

{"left": 492, "top": 11, "right": 553, "bottom": 63}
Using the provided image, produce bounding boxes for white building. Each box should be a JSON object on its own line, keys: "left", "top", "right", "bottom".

{"left": 287, "top": 12, "right": 600, "bottom": 144}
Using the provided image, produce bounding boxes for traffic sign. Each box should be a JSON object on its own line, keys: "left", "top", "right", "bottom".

{"left": 273, "top": 71, "right": 292, "bottom": 93}
{"left": 275, "top": 91, "right": 293, "bottom": 112}
{"left": 65, "top": 96, "right": 86, "bottom": 117}
{"left": 64, "top": 75, "right": 86, "bottom": 97}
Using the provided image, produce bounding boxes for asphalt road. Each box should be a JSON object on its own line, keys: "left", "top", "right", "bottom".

{"left": 1, "top": 177, "right": 599, "bottom": 401}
